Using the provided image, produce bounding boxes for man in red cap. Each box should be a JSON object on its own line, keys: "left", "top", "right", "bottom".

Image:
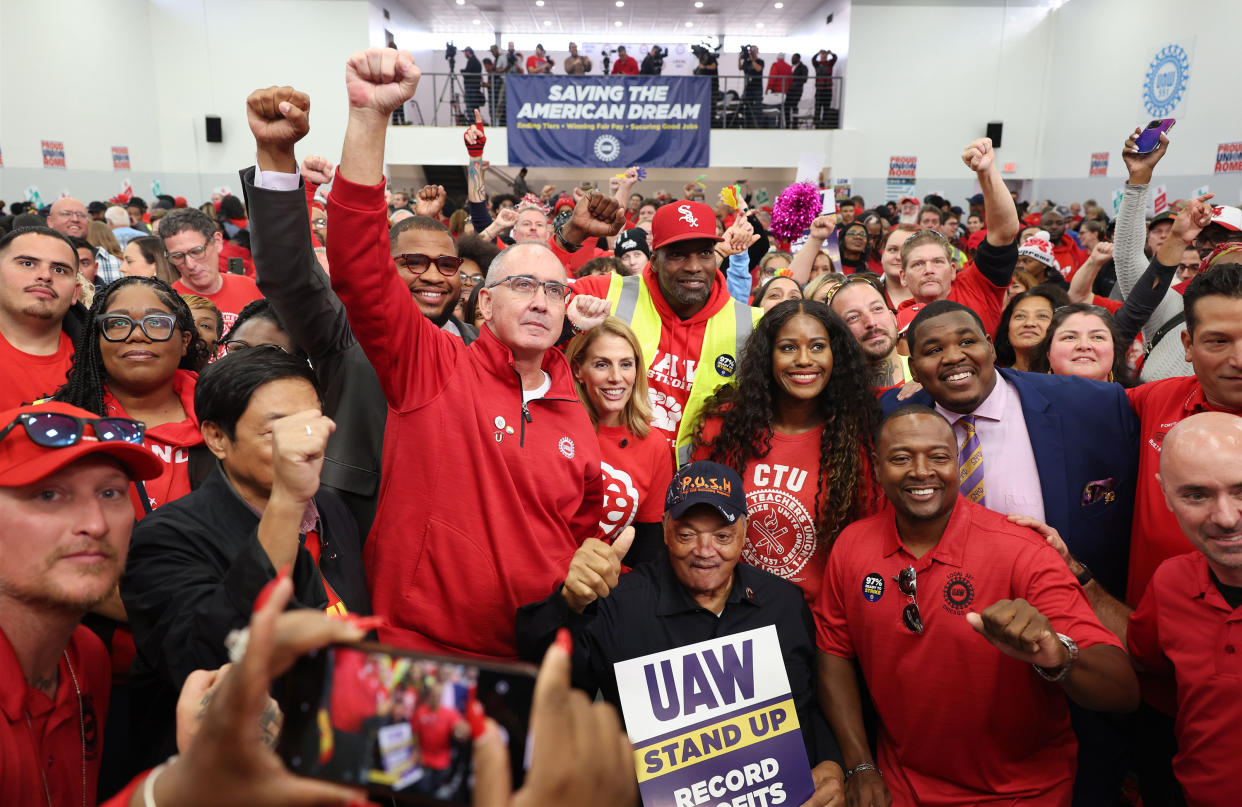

{"left": 0, "top": 402, "right": 162, "bottom": 806}
{"left": 572, "top": 199, "right": 764, "bottom": 463}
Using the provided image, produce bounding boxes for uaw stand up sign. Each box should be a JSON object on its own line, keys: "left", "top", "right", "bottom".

{"left": 615, "top": 626, "right": 814, "bottom": 807}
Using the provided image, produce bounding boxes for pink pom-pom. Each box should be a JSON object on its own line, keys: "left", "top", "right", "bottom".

{"left": 769, "top": 182, "right": 823, "bottom": 241}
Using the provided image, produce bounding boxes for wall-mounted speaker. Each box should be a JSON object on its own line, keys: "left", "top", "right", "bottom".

{"left": 986, "top": 121, "right": 1003, "bottom": 148}
{"left": 205, "top": 116, "right": 222, "bottom": 143}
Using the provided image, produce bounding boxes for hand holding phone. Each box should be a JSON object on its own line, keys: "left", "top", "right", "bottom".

{"left": 1134, "top": 118, "right": 1176, "bottom": 154}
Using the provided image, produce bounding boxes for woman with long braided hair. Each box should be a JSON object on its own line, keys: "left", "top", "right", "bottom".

{"left": 692, "top": 298, "right": 883, "bottom": 605}
{"left": 55, "top": 275, "right": 211, "bottom": 516}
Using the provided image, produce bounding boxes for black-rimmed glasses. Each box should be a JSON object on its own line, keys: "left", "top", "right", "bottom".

{"left": 485, "top": 275, "right": 569, "bottom": 304}
{"left": 394, "top": 253, "right": 465, "bottom": 277}
{"left": 99, "top": 314, "right": 178, "bottom": 342}
{"left": 0, "top": 412, "right": 145, "bottom": 448}
{"left": 894, "top": 565, "right": 923, "bottom": 635}
{"left": 220, "top": 340, "right": 289, "bottom": 354}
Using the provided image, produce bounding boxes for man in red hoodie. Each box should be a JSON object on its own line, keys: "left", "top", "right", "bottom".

{"left": 326, "top": 47, "right": 604, "bottom": 660}
{"left": 571, "top": 200, "right": 763, "bottom": 464}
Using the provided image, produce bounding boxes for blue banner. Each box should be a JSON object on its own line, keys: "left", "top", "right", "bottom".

{"left": 506, "top": 76, "right": 710, "bottom": 168}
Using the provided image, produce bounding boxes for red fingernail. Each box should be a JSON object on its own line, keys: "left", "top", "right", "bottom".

{"left": 554, "top": 627, "right": 572, "bottom": 655}
{"left": 277, "top": 563, "right": 292, "bottom": 580}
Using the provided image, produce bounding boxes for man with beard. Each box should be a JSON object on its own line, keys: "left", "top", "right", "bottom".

{"left": 0, "top": 400, "right": 162, "bottom": 805}
{"left": 241, "top": 85, "right": 476, "bottom": 537}
{"left": 1042, "top": 207, "right": 1088, "bottom": 278}
{"left": 0, "top": 227, "right": 88, "bottom": 408}
{"left": 828, "top": 275, "right": 909, "bottom": 389}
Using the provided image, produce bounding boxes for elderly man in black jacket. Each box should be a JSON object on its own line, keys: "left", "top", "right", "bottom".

{"left": 122, "top": 348, "right": 371, "bottom": 769}
{"left": 240, "top": 84, "right": 477, "bottom": 538}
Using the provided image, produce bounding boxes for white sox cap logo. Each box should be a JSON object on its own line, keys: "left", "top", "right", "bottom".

{"left": 677, "top": 204, "right": 699, "bottom": 228}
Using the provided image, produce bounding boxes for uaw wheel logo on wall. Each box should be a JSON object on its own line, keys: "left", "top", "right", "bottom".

{"left": 593, "top": 134, "right": 622, "bottom": 162}
{"left": 1143, "top": 43, "right": 1191, "bottom": 117}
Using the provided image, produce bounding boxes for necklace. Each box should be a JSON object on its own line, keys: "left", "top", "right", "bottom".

{"left": 23, "top": 650, "right": 86, "bottom": 807}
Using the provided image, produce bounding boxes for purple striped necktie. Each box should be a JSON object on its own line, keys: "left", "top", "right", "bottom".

{"left": 957, "top": 415, "right": 985, "bottom": 504}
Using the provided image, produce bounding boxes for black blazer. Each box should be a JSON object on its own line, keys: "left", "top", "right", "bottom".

{"left": 121, "top": 467, "right": 370, "bottom": 765}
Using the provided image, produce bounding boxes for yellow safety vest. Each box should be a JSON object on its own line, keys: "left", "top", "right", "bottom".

{"left": 605, "top": 273, "right": 762, "bottom": 466}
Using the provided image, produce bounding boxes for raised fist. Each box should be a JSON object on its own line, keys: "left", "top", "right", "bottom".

{"left": 1088, "top": 241, "right": 1114, "bottom": 263}
{"left": 271, "top": 411, "right": 336, "bottom": 504}
{"left": 415, "top": 185, "right": 447, "bottom": 218}
{"left": 807, "top": 214, "right": 836, "bottom": 242}
{"left": 567, "top": 293, "right": 610, "bottom": 333}
{"left": 345, "top": 47, "right": 420, "bottom": 116}
{"left": 246, "top": 86, "right": 310, "bottom": 152}
{"left": 300, "top": 155, "right": 335, "bottom": 186}
{"left": 563, "top": 192, "right": 626, "bottom": 244}
{"left": 961, "top": 138, "right": 995, "bottom": 174}
{"left": 493, "top": 207, "right": 519, "bottom": 229}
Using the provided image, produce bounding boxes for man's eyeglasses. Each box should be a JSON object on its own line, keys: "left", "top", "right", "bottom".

{"left": 99, "top": 313, "right": 178, "bottom": 342}
{"left": 461, "top": 273, "right": 485, "bottom": 286}
{"left": 166, "top": 242, "right": 211, "bottom": 265}
{"left": 56, "top": 211, "right": 90, "bottom": 221}
{"left": 394, "top": 253, "right": 465, "bottom": 277}
{"left": 485, "top": 275, "right": 569, "bottom": 304}
{"left": 0, "top": 412, "right": 145, "bottom": 448}
{"left": 221, "top": 340, "right": 289, "bottom": 353}
{"left": 894, "top": 565, "right": 923, "bottom": 635}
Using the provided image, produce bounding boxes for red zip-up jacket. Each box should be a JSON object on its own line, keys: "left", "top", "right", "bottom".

{"left": 573, "top": 266, "right": 740, "bottom": 445}
{"left": 328, "top": 173, "right": 603, "bottom": 660}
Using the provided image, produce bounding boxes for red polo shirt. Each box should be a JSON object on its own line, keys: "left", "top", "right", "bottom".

{"left": 1125, "top": 376, "right": 1242, "bottom": 604}
{"left": 816, "top": 497, "right": 1119, "bottom": 806}
{"left": 1128, "top": 552, "right": 1242, "bottom": 807}
{"left": 0, "top": 625, "right": 111, "bottom": 807}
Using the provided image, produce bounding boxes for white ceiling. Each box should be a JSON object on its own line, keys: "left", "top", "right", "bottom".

{"left": 396, "top": 0, "right": 829, "bottom": 37}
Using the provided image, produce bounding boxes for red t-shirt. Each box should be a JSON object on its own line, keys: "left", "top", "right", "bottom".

{"left": 412, "top": 704, "right": 463, "bottom": 770}
{"left": 525, "top": 54, "right": 548, "bottom": 73}
{"left": 695, "top": 418, "right": 881, "bottom": 605}
{"left": 816, "top": 497, "right": 1121, "bottom": 806}
{"left": 0, "top": 330, "right": 74, "bottom": 409}
{"left": 596, "top": 423, "right": 674, "bottom": 539}
{"left": 1052, "top": 235, "right": 1088, "bottom": 281}
{"left": 173, "top": 273, "right": 263, "bottom": 332}
{"left": 0, "top": 625, "right": 111, "bottom": 807}
{"left": 611, "top": 55, "right": 640, "bottom": 75}
{"left": 104, "top": 369, "right": 203, "bottom": 518}
{"left": 330, "top": 649, "right": 388, "bottom": 734}
{"left": 1125, "top": 376, "right": 1242, "bottom": 604}
{"left": 895, "top": 263, "right": 1007, "bottom": 337}
{"left": 1128, "top": 552, "right": 1242, "bottom": 807}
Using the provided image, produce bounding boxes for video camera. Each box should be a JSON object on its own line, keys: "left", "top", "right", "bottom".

{"left": 740, "top": 44, "right": 755, "bottom": 58}
{"left": 691, "top": 43, "right": 720, "bottom": 61}
{"left": 445, "top": 42, "right": 457, "bottom": 71}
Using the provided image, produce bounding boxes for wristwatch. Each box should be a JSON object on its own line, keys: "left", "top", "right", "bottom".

{"left": 1074, "top": 562, "right": 1093, "bottom": 588}
{"left": 1034, "top": 633, "right": 1079, "bottom": 683}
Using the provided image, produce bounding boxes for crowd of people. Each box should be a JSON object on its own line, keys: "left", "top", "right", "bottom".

{"left": 1, "top": 44, "right": 1240, "bottom": 807}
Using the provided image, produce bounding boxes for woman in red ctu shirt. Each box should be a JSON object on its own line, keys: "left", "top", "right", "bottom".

{"left": 566, "top": 318, "right": 675, "bottom": 568}
{"left": 53, "top": 275, "right": 211, "bottom": 795}
{"left": 692, "top": 299, "right": 883, "bottom": 606}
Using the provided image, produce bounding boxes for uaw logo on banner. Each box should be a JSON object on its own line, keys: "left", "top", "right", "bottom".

{"left": 111, "top": 146, "right": 130, "bottom": 171}
{"left": 1140, "top": 39, "right": 1193, "bottom": 119}
{"left": 41, "top": 140, "right": 66, "bottom": 169}
{"left": 1215, "top": 142, "right": 1242, "bottom": 175}
{"left": 614, "top": 626, "right": 814, "bottom": 807}
{"left": 506, "top": 76, "right": 710, "bottom": 168}
{"left": 1089, "top": 152, "right": 1109, "bottom": 177}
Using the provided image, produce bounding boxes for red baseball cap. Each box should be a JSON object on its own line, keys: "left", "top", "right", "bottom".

{"left": 896, "top": 302, "right": 925, "bottom": 335}
{"left": 651, "top": 201, "right": 722, "bottom": 250}
{"left": 0, "top": 402, "right": 163, "bottom": 487}
{"left": 173, "top": 196, "right": 188, "bottom": 208}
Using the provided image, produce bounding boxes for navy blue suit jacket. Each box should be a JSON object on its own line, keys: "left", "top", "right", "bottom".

{"left": 880, "top": 368, "right": 1139, "bottom": 596}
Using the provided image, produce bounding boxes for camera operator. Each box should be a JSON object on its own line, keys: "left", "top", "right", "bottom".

{"left": 461, "top": 46, "right": 484, "bottom": 121}
{"left": 692, "top": 44, "right": 720, "bottom": 121}
{"left": 564, "top": 42, "right": 592, "bottom": 75}
{"left": 813, "top": 49, "right": 838, "bottom": 128}
{"left": 485, "top": 46, "right": 506, "bottom": 124}
{"left": 499, "top": 41, "right": 522, "bottom": 74}
{"left": 611, "top": 45, "right": 639, "bottom": 75}
{"left": 526, "top": 43, "right": 554, "bottom": 75}
{"left": 640, "top": 45, "right": 668, "bottom": 76}
{"left": 739, "top": 44, "right": 765, "bottom": 128}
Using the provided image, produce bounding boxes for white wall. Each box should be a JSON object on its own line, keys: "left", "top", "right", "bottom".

{"left": 0, "top": 0, "right": 368, "bottom": 205}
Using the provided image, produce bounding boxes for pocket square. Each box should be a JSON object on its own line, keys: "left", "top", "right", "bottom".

{"left": 1081, "top": 477, "right": 1117, "bottom": 506}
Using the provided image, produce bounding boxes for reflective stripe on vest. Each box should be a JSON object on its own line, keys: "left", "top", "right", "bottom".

{"left": 605, "top": 273, "right": 760, "bottom": 467}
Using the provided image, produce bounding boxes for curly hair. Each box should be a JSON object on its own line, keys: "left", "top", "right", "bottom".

{"left": 693, "top": 299, "right": 882, "bottom": 547}
{"left": 54, "top": 276, "right": 210, "bottom": 415}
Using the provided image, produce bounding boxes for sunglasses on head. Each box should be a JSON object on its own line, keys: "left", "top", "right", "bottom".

{"left": 0, "top": 412, "right": 145, "bottom": 449}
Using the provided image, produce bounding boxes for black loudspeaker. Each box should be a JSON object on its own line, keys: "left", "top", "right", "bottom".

{"left": 205, "top": 116, "right": 222, "bottom": 143}
{"left": 986, "top": 121, "right": 1003, "bottom": 148}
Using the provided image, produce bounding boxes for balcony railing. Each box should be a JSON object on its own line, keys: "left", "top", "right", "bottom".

{"left": 391, "top": 73, "right": 843, "bottom": 131}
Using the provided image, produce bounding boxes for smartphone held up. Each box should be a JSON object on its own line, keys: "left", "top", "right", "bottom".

{"left": 276, "top": 642, "right": 537, "bottom": 805}
{"left": 1134, "top": 118, "right": 1175, "bottom": 153}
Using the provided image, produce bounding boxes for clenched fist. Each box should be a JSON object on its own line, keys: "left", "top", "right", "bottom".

{"left": 247, "top": 86, "right": 310, "bottom": 172}
{"left": 961, "top": 138, "right": 995, "bottom": 174}
{"left": 345, "top": 47, "right": 421, "bottom": 117}
{"left": 561, "top": 192, "right": 627, "bottom": 245}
